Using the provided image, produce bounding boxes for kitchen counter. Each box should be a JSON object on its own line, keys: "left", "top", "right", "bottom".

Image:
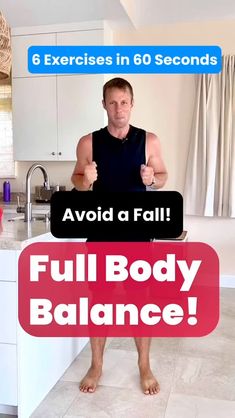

{"left": 0, "top": 192, "right": 52, "bottom": 249}
{"left": 0, "top": 212, "right": 51, "bottom": 250}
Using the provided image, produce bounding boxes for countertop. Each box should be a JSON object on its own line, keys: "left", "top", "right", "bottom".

{"left": 0, "top": 195, "right": 52, "bottom": 249}
{"left": 0, "top": 212, "right": 52, "bottom": 250}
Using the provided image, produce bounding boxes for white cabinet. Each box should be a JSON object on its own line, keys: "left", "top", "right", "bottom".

{"left": 0, "top": 250, "right": 17, "bottom": 282}
{"left": 0, "top": 282, "right": 17, "bottom": 344}
{"left": 12, "top": 27, "right": 107, "bottom": 161}
{"left": 13, "top": 73, "right": 104, "bottom": 161}
{"left": 57, "top": 74, "right": 104, "bottom": 160}
{"left": 0, "top": 250, "right": 17, "bottom": 407}
{"left": 12, "top": 33, "right": 56, "bottom": 78}
{"left": 12, "top": 76, "right": 58, "bottom": 160}
{"left": 0, "top": 242, "right": 88, "bottom": 417}
{"left": 17, "top": 331, "right": 88, "bottom": 418}
{"left": 0, "top": 344, "right": 17, "bottom": 406}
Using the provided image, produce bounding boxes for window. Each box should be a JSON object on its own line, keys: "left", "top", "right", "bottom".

{"left": 0, "top": 81, "right": 15, "bottom": 177}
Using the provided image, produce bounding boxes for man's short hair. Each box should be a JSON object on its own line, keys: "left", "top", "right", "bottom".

{"left": 103, "top": 77, "right": 134, "bottom": 102}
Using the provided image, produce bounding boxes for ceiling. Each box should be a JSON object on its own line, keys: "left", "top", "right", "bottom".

{"left": 0, "top": 0, "right": 131, "bottom": 28}
{"left": 1, "top": 0, "right": 235, "bottom": 29}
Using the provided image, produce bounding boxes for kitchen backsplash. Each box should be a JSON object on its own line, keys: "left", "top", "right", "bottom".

{"left": 0, "top": 191, "right": 47, "bottom": 205}
{"left": 0, "top": 161, "right": 75, "bottom": 192}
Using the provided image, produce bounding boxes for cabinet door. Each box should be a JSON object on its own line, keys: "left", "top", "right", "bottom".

{"left": 0, "top": 250, "right": 17, "bottom": 282}
{"left": 0, "top": 344, "right": 17, "bottom": 405}
{"left": 57, "top": 74, "right": 105, "bottom": 160}
{"left": 12, "top": 33, "right": 56, "bottom": 78}
{"left": 12, "top": 77, "right": 58, "bottom": 161}
{"left": 0, "top": 282, "right": 17, "bottom": 344}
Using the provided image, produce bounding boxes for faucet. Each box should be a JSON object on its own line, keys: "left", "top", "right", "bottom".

{"left": 18, "top": 164, "right": 50, "bottom": 222}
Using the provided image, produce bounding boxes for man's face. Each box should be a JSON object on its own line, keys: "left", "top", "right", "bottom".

{"left": 103, "top": 87, "right": 133, "bottom": 129}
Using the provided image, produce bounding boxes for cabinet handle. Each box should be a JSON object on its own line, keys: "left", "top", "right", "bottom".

{"left": 51, "top": 152, "right": 55, "bottom": 155}
{"left": 58, "top": 152, "right": 62, "bottom": 156}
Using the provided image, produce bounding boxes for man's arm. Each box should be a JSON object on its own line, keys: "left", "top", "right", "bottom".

{"left": 71, "top": 134, "right": 97, "bottom": 191}
{"left": 141, "top": 132, "right": 168, "bottom": 189}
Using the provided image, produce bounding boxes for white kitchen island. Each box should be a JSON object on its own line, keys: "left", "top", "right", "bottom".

{"left": 0, "top": 212, "right": 88, "bottom": 418}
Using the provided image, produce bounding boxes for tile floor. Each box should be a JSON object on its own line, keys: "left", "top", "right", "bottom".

{"left": 31, "top": 288, "right": 235, "bottom": 418}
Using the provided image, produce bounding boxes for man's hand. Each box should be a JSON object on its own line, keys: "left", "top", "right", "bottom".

{"left": 84, "top": 161, "right": 98, "bottom": 186}
{"left": 140, "top": 164, "right": 154, "bottom": 186}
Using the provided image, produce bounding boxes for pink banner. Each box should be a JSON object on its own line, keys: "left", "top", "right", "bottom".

{"left": 18, "top": 242, "right": 219, "bottom": 337}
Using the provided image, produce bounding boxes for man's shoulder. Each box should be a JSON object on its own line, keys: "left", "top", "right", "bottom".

{"left": 78, "top": 128, "right": 107, "bottom": 147}
{"left": 131, "top": 125, "right": 145, "bottom": 133}
{"left": 77, "top": 133, "right": 92, "bottom": 148}
{"left": 145, "top": 132, "right": 161, "bottom": 155}
{"left": 81, "top": 132, "right": 92, "bottom": 141}
{"left": 130, "top": 125, "right": 146, "bottom": 139}
{"left": 146, "top": 131, "right": 159, "bottom": 142}
{"left": 92, "top": 127, "right": 107, "bottom": 138}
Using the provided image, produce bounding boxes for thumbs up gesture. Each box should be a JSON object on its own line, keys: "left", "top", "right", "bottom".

{"left": 84, "top": 161, "right": 98, "bottom": 185}
{"left": 140, "top": 164, "right": 154, "bottom": 186}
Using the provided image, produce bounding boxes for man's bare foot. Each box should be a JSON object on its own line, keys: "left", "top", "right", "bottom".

{"left": 79, "top": 365, "right": 102, "bottom": 393}
{"left": 139, "top": 366, "right": 160, "bottom": 395}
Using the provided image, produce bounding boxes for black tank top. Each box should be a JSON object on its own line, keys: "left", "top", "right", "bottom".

{"left": 92, "top": 125, "right": 146, "bottom": 192}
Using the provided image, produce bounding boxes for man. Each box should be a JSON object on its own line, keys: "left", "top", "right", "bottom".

{"left": 71, "top": 77, "right": 168, "bottom": 395}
